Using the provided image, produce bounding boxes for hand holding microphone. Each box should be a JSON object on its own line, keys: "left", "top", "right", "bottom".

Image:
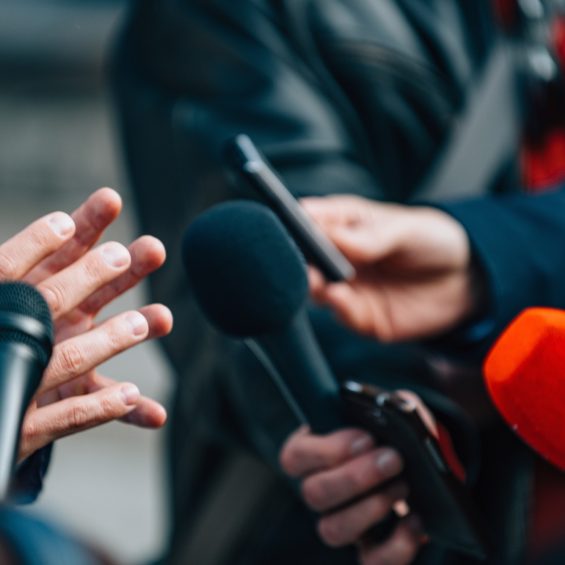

{"left": 182, "top": 199, "right": 486, "bottom": 560}
{"left": 182, "top": 200, "right": 416, "bottom": 561}
{"left": 182, "top": 200, "right": 342, "bottom": 433}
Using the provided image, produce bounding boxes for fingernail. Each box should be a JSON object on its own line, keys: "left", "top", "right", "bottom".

{"left": 101, "top": 242, "right": 130, "bottom": 268}
{"left": 126, "top": 311, "right": 147, "bottom": 337}
{"left": 121, "top": 384, "right": 140, "bottom": 405}
{"left": 351, "top": 434, "right": 374, "bottom": 455}
{"left": 48, "top": 212, "right": 75, "bottom": 238}
{"left": 375, "top": 448, "right": 403, "bottom": 475}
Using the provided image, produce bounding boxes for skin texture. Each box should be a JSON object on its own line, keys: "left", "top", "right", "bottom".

{"left": 0, "top": 188, "right": 172, "bottom": 462}
{"left": 303, "top": 195, "right": 484, "bottom": 342}
{"left": 281, "top": 195, "right": 482, "bottom": 563}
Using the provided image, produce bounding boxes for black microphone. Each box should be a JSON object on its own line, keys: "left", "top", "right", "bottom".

{"left": 0, "top": 282, "right": 53, "bottom": 500}
{"left": 182, "top": 200, "right": 343, "bottom": 433}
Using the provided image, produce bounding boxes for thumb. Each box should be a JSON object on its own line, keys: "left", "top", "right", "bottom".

{"left": 328, "top": 224, "right": 398, "bottom": 264}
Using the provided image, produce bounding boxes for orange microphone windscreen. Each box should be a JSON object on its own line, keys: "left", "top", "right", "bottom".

{"left": 484, "top": 308, "right": 565, "bottom": 470}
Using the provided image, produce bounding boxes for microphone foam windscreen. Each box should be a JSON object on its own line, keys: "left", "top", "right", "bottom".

{"left": 484, "top": 308, "right": 565, "bottom": 469}
{"left": 182, "top": 201, "right": 308, "bottom": 337}
{"left": 0, "top": 282, "right": 53, "bottom": 366}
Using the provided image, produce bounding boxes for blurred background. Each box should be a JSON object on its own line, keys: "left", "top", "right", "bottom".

{"left": 0, "top": 0, "right": 173, "bottom": 562}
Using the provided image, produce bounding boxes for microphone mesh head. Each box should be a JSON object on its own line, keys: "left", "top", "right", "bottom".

{"left": 183, "top": 201, "right": 308, "bottom": 337}
{"left": 0, "top": 282, "right": 53, "bottom": 367}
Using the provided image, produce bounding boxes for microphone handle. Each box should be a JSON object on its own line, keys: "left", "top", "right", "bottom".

{"left": 0, "top": 343, "right": 43, "bottom": 501}
{"left": 246, "top": 311, "right": 343, "bottom": 434}
{"left": 246, "top": 315, "right": 401, "bottom": 545}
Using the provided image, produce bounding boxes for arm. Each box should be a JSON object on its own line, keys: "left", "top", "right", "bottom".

{"left": 302, "top": 188, "right": 565, "bottom": 351}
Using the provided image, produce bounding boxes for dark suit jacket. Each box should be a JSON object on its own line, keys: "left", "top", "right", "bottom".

{"left": 112, "top": 1, "right": 565, "bottom": 563}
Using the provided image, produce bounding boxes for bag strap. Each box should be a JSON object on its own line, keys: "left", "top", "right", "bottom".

{"left": 281, "top": 1, "right": 522, "bottom": 202}
{"left": 418, "top": 40, "right": 522, "bottom": 201}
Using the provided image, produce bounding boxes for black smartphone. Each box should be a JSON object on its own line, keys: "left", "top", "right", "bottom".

{"left": 341, "top": 381, "right": 488, "bottom": 560}
{"left": 224, "top": 134, "right": 355, "bottom": 282}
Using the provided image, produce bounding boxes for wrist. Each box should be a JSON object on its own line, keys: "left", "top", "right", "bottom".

{"left": 462, "top": 254, "right": 490, "bottom": 324}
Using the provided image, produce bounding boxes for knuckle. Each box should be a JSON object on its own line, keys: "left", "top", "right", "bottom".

{"left": 67, "top": 403, "right": 91, "bottom": 430}
{"left": 58, "top": 343, "right": 85, "bottom": 376}
{"left": 332, "top": 436, "right": 355, "bottom": 462}
{"left": 279, "top": 444, "right": 298, "bottom": 475}
{"left": 0, "top": 251, "right": 18, "bottom": 280}
{"left": 280, "top": 438, "right": 317, "bottom": 476}
{"left": 368, "top": 495, "right": 388, "bottom": 521}
{"left": 301, "top": 478, "right": 326, "bottom": 511}
{"left": 98, "top": 394, "right": 121, "bottom": 420}
{"left": 104, "top": 322, "right": 126, "bottom": 352}
{"left": 20, "top": 418, "right": 38, "bottom": 448}
{"left": 83, "top": 254, "right": 107, "bottom": 285}
{"left": 83, "top": 372, "right": 99, "bottom": 393}
{"left": 28, "top": 222, "right": 54, "bottom": 250}
{"left": 343, "top": 465, "right": 367, "bottom": 495}
{"left": 40, "top": 283, "right": 66, "bottom": 317}
{"left": 318, "top": 517, "right": 344, "bottom": 548}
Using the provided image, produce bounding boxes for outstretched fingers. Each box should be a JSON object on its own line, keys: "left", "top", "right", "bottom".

{"left": 25, "top": 188, "right": 122, "bottom": 285}
{"left": 38, "top": 304, "right": 172, "bottom": 395}
{"left": 38, "top": 241, "right": 131, "bottom": 322}
{"left": 77, "top": 236, "right": 166, "bottom": 317}
{"left": 0, "top": 212, "right": 75, "bottom": 281}
{"left": 19, "top": 382, "right": 142, "bottom": 462}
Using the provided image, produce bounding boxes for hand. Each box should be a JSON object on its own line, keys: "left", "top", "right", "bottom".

{"left": 302, "top": 195, "right": 485, "bottom": 342}
{"left": 280, "top": 391, "right": 439, "bottom": 564}
{"left": 280, "top": 426, "right": 425, "bottom": 565}
{"left": 0, "top": 188, "right": 172, "bottom": 461}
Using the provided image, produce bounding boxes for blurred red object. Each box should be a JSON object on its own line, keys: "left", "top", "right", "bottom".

{"left": 493, "top": 0, "right": 518, "bottom": 29}
{"left": 523, "top": 130, "right": 565, "bottom": 190}
{"left": 554, "top": 17, "right": 565, "bottom": 69}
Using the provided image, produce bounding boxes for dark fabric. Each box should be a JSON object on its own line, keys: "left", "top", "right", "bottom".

{"left": 442, "top": 186, "right": 565, "bottom": 348}
{"left": 11, "top": 445, "right": 52, "bottom": 504}
{"left": 111, "top": 1, "right": 563, "bottom": 564}
{"left": 0, "top": 507, "right": 100, "bottom": 565}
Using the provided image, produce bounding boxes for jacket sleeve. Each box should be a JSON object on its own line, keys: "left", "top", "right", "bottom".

{"left": 440, "top": 186, "right": 565, "bottom": 350}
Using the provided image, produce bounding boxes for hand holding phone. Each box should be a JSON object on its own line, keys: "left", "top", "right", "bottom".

{"left": 224, "top": 134, "right": 355, "bottom": 282}
{"left": 224, "top": 134, "right": 487, "bottom": 560}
